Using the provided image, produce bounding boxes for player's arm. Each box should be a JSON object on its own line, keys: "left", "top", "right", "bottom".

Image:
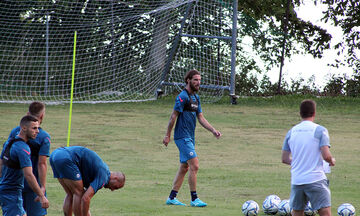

{"left": 281, "top": 150, "right": 292, "bottom": 165}
{"left": 197, "top": 113, "right": 221, "bottom": 138}
{"left": 81, "top": 186, "right": 95, "bottom": 216}
{"left": 37, "top": 155, "right": 48, "bottom": 194}
{"left": 23, "top": 166, "right": 49, "bottom": 209}
{"left": 321, "top": 146, "right": 336, "bottom": 166}
{"left": 163, "top": 110, "right": 179, "bottom": 146}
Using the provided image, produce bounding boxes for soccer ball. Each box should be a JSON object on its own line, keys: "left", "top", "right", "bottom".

{"left": 337, "top": 203, "right": 355, "bottom": 216}
{"left": 262, "top": 195, "right": 281, "bottom": 215}
{"left": 242, "top": 200, "right": 260, "bottom": 216}
{"left": 278, "top": 199, "right": 291, "bottom": 216}
{"left": 304, "top": 201, "right": 317, "bottom": 216}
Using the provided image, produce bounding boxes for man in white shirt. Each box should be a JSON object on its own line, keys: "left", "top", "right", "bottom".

{"left": 282, "top": 99, "right": 336, "bottom": 216}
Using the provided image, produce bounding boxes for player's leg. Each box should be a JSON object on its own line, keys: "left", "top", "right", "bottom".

{"left": 59, "top": 178, "right": 85, "bottom": 216}
{"left": 292, "top": 210, "right": 305, "bottom": 216}
{"left": 187, "top": 157, "right": 206, "bottom": 207}
{"left": 187, "top": 157, "right": 199, "bottom": 192}
{"left": 290, "top": 184, "right": 307, "bottom": 216}
{"left": 166, "top": 138, "right": 194, "bottom": 206}
{"left": 57, "top": 178, "right": 73, "bottom": 216}
{"left": 166, "top": 163, "right": 188, "bottom": 206}
{"left": 318, "top": 207, "right": 331, "bottom": 216}
{"left": 172, "top": 163, "right": 189, "bottom": 191}
{"left": 50, "top": 148, "right": 84, "bottom": 215}
{"left": 306, "top": 179, "right": 332, "bottom": 216}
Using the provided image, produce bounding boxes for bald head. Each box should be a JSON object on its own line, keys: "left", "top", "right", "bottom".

{"left": 106, "top": 171, "right": 125, "bottom": 191}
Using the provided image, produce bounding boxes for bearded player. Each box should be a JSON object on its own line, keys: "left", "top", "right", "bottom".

{"left": 163, "top": 69, "right": 222, "bottom": 207}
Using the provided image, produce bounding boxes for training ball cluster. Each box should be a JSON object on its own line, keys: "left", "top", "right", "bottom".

{"left": 278, "top": 199, "right": 291, "bottom": 216}
{"left": 337, "top": 203, "right": 355, "bottom": 216}
{"left": 242, "top": 200, "right": 260, "bottom": 216}
{"left": 262, "top": 195, "right": 281, "bottom": 215}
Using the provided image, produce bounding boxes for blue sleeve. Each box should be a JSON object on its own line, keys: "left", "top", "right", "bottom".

{"left": 282, "top": 130, "right": 291, "bottom": 151}
{"left": 90, "top": 168, "right": 110, "bottom": 194}
{"left": 196, "top": 95, "right": 202, "bottom": 114}
{"left": 314, "top": 126, "right": 330, "bottom": 148}
{"left": 39, "top": 132, "right": 51, "bottom": 157}
{"left": 12, "top": 143, "right": 32, "bottom": 168}
{"left": 7, "top": 126, "right": 20, "bottom": 140}
{"left": 174, "top": 92, "right": 187, "bottom": 113}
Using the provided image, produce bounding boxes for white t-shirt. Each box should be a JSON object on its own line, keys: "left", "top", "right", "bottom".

{"left": 282, "top": 120, "right": 331, "bottom": 185}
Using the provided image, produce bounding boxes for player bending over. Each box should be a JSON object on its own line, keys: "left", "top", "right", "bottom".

{"left": 50, "top": 146, "right": 125, "bottom": 216}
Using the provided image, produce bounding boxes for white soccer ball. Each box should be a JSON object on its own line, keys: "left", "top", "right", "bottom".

{"left": 262, "top": 195, "right": 281, "bottom": 215}
{"left": 337, "top": 203, "right": 355, "bottom": 216}
{"left": 278, "top": 199, "right": 291, "bottom": 216}
{"left": 304, "top": 201, "right": 317, "bottom": 216}
{"left": 242, "top": 200, "right": 260, "bottom": 216}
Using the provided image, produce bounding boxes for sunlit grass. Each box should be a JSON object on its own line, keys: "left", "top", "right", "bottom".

{"left": 0, "top": 96, "right": 359, "bottom": 215}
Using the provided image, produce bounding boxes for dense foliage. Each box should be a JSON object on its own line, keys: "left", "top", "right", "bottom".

{"left": 0, "top": 0, "right": 359, "bottom": 97}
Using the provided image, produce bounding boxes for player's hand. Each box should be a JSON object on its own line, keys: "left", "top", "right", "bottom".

{"left": 36, "top": 195, "right": 49, "bottom": 209}
{"left": 163, "top": 136, "right": 170, "bottom": 147}
{"left": 330, "top": 157, "right": 336, "bottom": 166}
{"left": 213, "top": 130, "right": 222, "bottom": 139}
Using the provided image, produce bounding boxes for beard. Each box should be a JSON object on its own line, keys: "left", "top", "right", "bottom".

{"left": 190, "top": 82, "right": 200, "bottom": 92}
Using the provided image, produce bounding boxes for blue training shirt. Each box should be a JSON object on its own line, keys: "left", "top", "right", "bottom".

{"left": 66, "top": 146, "right": 111, "bottom": 194}
{"left": 0, "top": 136, "right": 32, "bottom": 191}
{"left": 8, "top": 126, "right": 51, "bottom": 192}
{"left": 173, "top": 89, "right": 202, "bottom": 140}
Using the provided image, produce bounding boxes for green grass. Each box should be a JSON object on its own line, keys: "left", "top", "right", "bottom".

{"left": 0, "top": 96, "right": 359, "bottom": 215}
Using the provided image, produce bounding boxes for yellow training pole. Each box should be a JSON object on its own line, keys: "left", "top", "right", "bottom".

{"left": 67, "top": 31, "right": 77, "bottom": 147}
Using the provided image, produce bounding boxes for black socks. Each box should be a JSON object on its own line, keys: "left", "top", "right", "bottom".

{"left": 169, "top": 190, "right": 198, "bottom": 201}
{"left": 169, "top": 190, "right": 178, "bottom": 200}
{"left": 191, "top": 191, "right": 198, "bottom": 201}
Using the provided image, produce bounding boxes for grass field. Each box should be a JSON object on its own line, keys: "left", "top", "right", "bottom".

{"left": 0, "top": 96, "right": 359, "bottom": 215}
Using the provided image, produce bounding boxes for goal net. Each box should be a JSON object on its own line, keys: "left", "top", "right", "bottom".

{"left": 0, "top": 0, "right": 236, "bottom": 103}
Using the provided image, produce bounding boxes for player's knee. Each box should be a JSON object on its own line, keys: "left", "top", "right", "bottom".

{"left": 190, "top": 163, "right": 199, "bottom": 172}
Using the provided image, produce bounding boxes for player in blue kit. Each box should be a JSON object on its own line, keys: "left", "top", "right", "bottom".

{"left": 163, "top": 69, "right": 222, "bottom": 207}
{"left": 7, "top": 101, "right": 51, "bottom": 216}
{"left": 0, "top": 115, "right": 49, "bottom": 216}
{"left": 50, "top": 146, "right": 125, "bottom": 216}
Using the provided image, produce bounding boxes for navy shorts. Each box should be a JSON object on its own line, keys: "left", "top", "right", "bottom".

{"left": 50, "top": 148, "right": 82, "bottom": 180}
{"left": 0, "top": 190, "right": 25, "bottom": 216}
{"left": 290, "top": 179, "right": 331, "bottom": 211}
{"left": 175, "top": 138, "right": 197, "bottom": 163}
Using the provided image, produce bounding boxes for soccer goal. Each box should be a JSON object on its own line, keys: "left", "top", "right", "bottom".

{"left": 0, "top": 0, "right": 237, "bottom": 104}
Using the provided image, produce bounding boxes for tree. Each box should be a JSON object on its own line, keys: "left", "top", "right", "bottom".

{"left": 236, "top": 0, "right": 332, "bottom": 73}
{"left": 322, "top": 0, "right": 360, "bottom": 73}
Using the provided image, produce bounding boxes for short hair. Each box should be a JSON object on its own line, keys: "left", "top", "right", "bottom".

{"left": 114, "top": 171, "right": 126, "bottom": 184}
{"left": 20, "top": 115, "right": 39, "bottom": 128}
{"left": 300, "top": 99, "right": 316, "bottom": 118}
{"left": 184, "top": 69, "right": 200, "bottom": 84}
{"left": 28, "top": 101, "right": 45, "bottom": 117}
{"left": 111, "top": 171, "right": 126, "bottom": 188}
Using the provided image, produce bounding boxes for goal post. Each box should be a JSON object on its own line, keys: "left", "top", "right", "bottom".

{"left": 0, "top": 0, "right": 237, "bottom": 104}
{"left": 158, "top": 0, "right": 238, "bottom": 103}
